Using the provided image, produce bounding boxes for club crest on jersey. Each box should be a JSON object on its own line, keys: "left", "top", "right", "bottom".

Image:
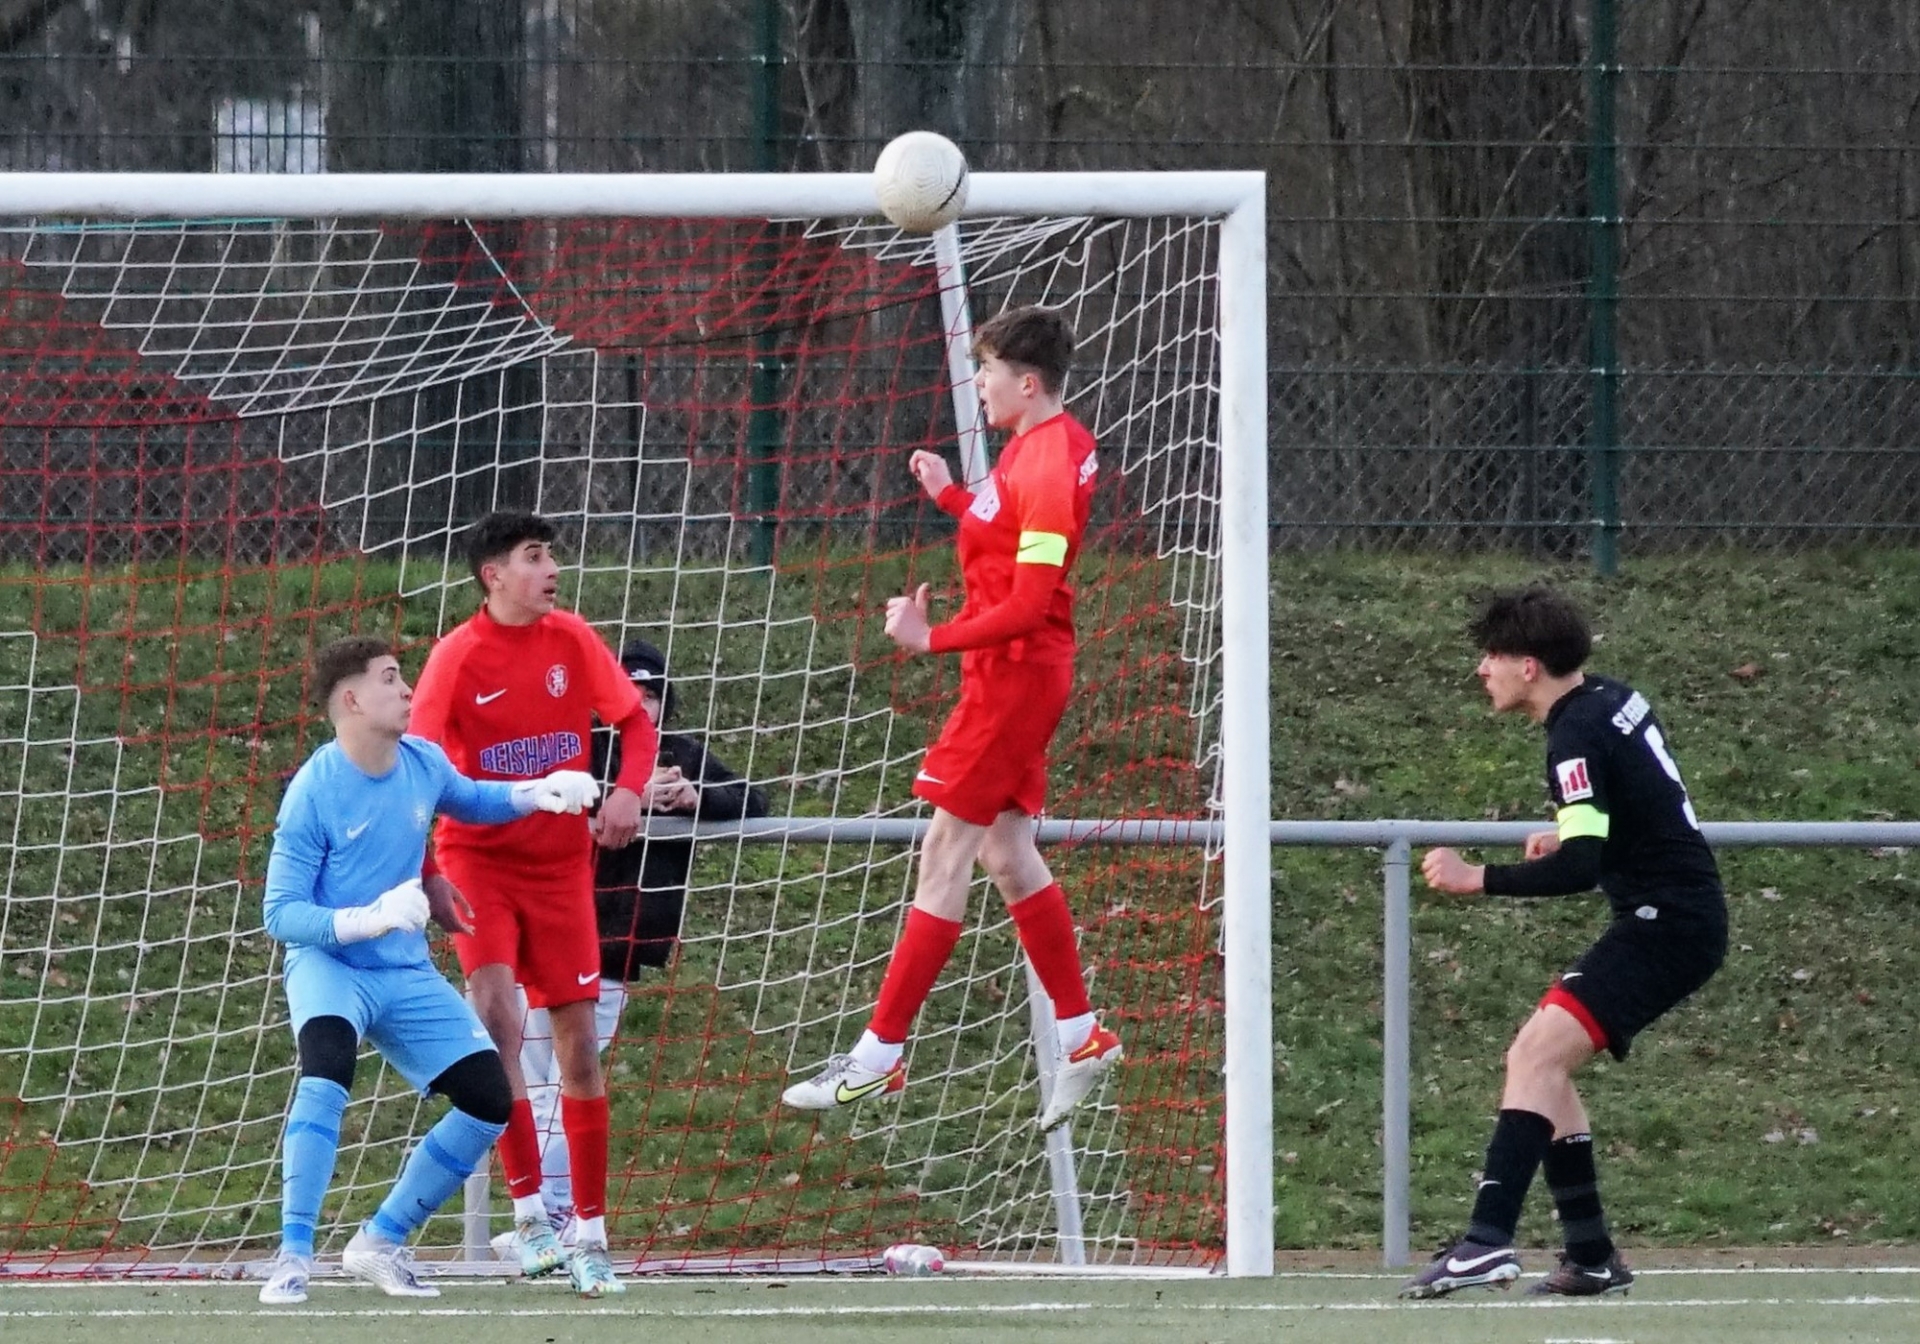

{"left": 545, "top": 664, "right": 569, "bottom": 697}
{"left": 1555, "top": 757, "right": 1594, "bottom": 802}
{"left": 969, "top": 478, "right": 1001, "bottom": 521}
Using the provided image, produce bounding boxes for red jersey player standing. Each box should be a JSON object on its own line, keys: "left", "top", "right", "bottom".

{"left": 781, "top": 306, "right": 1121, "bottom": 1131}
{"left": 409, "top": 511, "right": 658, "bottom": 1298}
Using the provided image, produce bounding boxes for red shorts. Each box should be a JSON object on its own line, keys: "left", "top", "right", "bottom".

{"left": 912, "top": 657, "right": 1073, "bottom": 826}
{"left": 441, "top": 852, "right": 601, "bottom": 1010}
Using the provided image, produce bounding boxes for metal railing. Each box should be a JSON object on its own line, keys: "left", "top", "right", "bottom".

{"left": 635, "top": 813, "right": 1920, "bottom": 1270}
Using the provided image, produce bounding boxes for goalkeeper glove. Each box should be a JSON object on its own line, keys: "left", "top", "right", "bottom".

{"left": 332, "top": 877, "right": 431, "bottom": 944}
{"left": 510, "top": 769, "right": 601, "bottom": 815}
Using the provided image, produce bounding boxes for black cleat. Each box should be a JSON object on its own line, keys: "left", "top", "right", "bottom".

{"left": 1527, "top": 1249, "right": 1634, "bottom": 1296}
{"left": 1398, "top": 1238, "right": 1521, "bottom": 1299}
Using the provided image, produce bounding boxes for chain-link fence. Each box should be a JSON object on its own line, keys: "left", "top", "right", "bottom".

{"left": 3, "top": 0, "right": 1917, "bottom": 565}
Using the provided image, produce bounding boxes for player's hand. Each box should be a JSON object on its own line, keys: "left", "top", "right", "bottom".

{"left": 333, "top": 877, "right": 431, "bottom": 944}
{"left": 597, "top": 784, "right": 643, "bottom": 849}
{"left": 908, "top": 450, "right": 953, "bottom": 500}
{"left": 1420, "top": 847, "right": 1486, "bottom": 895}
{"left": 1522, "top": 830, "right": 1561, "bottom": 861}
{"left": 511, "top": 769, "right": 601, "bottom": 815}
{"left": 423, "top": 873, "right": 474, "bottom": 936}
{"left": 884, "top": 583, "right": 933, "bottom": 654}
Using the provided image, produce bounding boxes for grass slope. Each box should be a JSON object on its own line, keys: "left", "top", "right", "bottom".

{"left": 1, "top": 547, "right": 1917, "bottom": 1256}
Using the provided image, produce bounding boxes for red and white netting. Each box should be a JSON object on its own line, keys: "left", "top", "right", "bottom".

{"left": 0, "top": 200, "right": 1243, "bottom": 1274}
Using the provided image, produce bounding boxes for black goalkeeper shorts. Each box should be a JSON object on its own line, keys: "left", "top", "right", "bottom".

{"left": 1547, "top": 902, "right": 1727, "bottom": 1061}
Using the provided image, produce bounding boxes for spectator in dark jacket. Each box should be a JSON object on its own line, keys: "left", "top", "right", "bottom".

{"left": 591, "top": 638, "right": 770, "bottom": 981}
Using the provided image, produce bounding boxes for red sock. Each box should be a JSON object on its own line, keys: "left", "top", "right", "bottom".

{"left": 869, "top": 907, "right": 964, "bottom": 1043}
{"left": 1007, "top": 883, "right": 1092, "bottom": 1019}
{"left": 499, "top": 1098, "right": 544, "bottom": 1201}
{"left": 561, "top": 1093, "right": 611, "bottom": 1223}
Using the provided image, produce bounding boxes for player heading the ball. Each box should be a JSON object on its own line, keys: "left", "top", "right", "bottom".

{"left": 409, "top": 511, "right": 660, "bottom": 1299}
{"left": 782, "top": 306, "right": 1122, "bottom": 1132}
{"left": 257, "top": 636, "right": 598, "bottom": 1306}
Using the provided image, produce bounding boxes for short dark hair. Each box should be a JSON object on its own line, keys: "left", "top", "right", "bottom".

{"left": 1467, "top": 585, "right": 1592, "bottom": 677}
{"left": 312, "top": 636, "right": 395, "bottom": 708}
{"left": 973, "top": 306, "right": 1076, "bottom": 395}
{"left": 466, "top": 510, "right": 557, "bottom": 588}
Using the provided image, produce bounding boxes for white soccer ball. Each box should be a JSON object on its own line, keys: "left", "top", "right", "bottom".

{"left": 873, "top": 131, "right": 970, "bottom": 234}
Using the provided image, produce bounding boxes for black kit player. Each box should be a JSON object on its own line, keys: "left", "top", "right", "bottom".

{"left": 1403, "top": 585, "right": 1727, "bottom": 1300}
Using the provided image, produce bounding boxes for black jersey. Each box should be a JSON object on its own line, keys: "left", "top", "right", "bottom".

{"left": 1530, "top": 674, "right": 1722, "bottom": 916}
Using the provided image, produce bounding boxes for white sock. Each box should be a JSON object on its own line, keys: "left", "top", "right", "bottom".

{"left": 513, "top": 1193, "right": 548, "bottom": 1224}
{"left": 574, "top": 1214, "right": 607, "bottom": 1248}
{"left": 849, "top": 1029, "right": 902, "bottom": 1074}
{"left": 1055, "top": 1012, "right": 1096, "bottom": 1054}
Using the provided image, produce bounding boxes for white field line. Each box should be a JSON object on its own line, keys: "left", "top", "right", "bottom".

{"left": 0, "top": 1294, "right": 1918, "bottom": 1320}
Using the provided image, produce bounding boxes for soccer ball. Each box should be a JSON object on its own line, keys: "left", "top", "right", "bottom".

{"left": 873, "top": 131, "right": 970, "bottom": 234}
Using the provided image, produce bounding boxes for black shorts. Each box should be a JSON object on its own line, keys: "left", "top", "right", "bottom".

{"left": 1551, "top": 904, "right": 1727, "bottom": 1061}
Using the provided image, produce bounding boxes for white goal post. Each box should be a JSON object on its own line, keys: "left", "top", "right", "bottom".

{"left": 0, "top": 171, "right": 1270, "bottom": 1276}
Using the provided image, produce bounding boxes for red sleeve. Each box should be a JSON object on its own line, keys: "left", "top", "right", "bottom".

{"left": 1005, "top": 429, "right": 1081, "bottom": 540}
{"left": 935, "top": 483, "right": 974, "bottom": 518}
{"left": 575, "top": 617, "right": 644, "bottom": 726}
{"left": 409, "top": 634, "right": 461, "bottom": 751}
{"left": 572, "top": 617, "right": 651, "bottom": 790}
{"left": 927, "top": 563, "right": 1060, "bottom": 653}
{"left": 608, "top": 708, "right": 660, "bottom": 794}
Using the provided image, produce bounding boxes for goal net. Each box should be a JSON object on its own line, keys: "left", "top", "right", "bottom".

{"left": 0, "top": 173, "right": 1269, "bottom": 1276}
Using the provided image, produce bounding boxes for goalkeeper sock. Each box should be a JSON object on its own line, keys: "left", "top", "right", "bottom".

{"left": 1465, "top": 1108, "right": 1554, "bottom": 1246}
{"left": 868, "top": 907, "right": 964, "bottom": 1044}
{"left": 1007, "top": 883, "right": 1093, "bottom": 1020}
{"left": 368, "top": 1106, "right": 505, "bottom": 1243}
{"left": 279, "top": 1077, "right": 349, "bottom": 1257}
{"left": 560, "top": 1093, "right": 611, "bottom": 1223}
{"left": 1544, "top": 1132, "right": 1615, "bottom": 1266}
{"left": 499, "top": 1097, "right": 545, "bottom": 1202}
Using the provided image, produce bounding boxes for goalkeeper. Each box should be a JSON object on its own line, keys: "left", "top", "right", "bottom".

{"left": 409, "top": 510, "right": 658, "bottom": 1298}
{"left": 258, "top": 637, "right": 600, "bottom": 1306}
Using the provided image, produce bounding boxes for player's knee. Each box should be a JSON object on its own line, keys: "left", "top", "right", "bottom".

{"left": 431, "top": 1049, "right": 513, "bottom": 1126}
{"left": 1505, "top": 1024, "right": 1575, "bottom": 1085}
{"left": 296, "top": 1016, "right": 358, "bottom": 1089}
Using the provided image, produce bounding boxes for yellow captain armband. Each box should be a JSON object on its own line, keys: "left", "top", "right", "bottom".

{"left": 1015, "top": 530, "right": 1068, "bottom": 565}
{"left": 1556, "top": 803, "right": 1610, "bottom": 841}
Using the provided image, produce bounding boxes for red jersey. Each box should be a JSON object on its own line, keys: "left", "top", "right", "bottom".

{"left": 927, "top": 412, "right": 1097, "bottom": 666}
{"left": 410, "top": 605, "right": 648, "bottom": 870}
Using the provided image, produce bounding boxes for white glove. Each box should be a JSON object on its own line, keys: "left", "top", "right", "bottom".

{"left": 332, "top": 877, "right": 431, "bottom": 944}
{"left": 509, "top": 769, "right": 601, "bottom": 816}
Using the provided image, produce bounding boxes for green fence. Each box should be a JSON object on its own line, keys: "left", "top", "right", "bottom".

{"left": 3, "top": 0, "right": 1916, "bottom": 567}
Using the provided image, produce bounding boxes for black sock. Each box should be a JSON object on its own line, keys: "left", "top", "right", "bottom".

{"left": 1543, "top": 1132, "right": 1614, "bottom": 1266}
{"left": 1465, "top": 1108, "right": 1554, "bottom": 1246}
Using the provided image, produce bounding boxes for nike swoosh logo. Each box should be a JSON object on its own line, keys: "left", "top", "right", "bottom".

{"left": 833, "top": 1073, "right": 897, "bottom": 1104}
{"left": 1578, "top": 1268, "right": 1614, "bottom": 1282}
{"left": 914, "top": 771, "right": 945, "bottom": 785}
{"left": 577, "top": 970, "right": 599, "bottom": 985}
{"left": 1561, "top": 971, "right": 1583, "bottom": 981}
{"left": 345, "top": 822, "right": 370, "bottom": 840}
{"left": 475, "top": 689, "right": 508, "bottom": 704}
{"left": 1444, "top": 1249, "right": 1512, "bottom": 1274}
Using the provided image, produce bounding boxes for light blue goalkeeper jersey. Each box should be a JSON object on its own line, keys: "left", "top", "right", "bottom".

{"left": 263, "top": 734, "right": 522, "bottom": 970}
